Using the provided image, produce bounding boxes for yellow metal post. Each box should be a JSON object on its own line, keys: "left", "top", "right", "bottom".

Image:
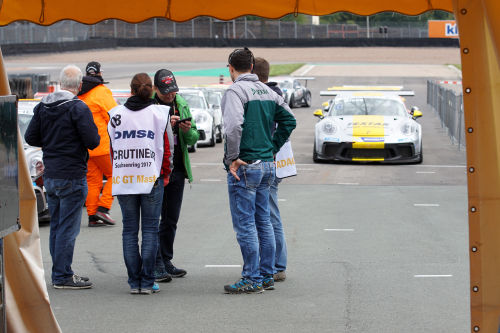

{"left": 454, "top": 0, "right": 500, "bottom": 332}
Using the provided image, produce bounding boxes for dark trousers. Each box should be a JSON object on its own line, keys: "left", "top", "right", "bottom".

{"left": 156, "top": 169, "right": 185, "bottom": 268}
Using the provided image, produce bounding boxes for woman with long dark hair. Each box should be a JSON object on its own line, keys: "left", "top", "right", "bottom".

{"left": 108, "top": 73, "right": 173, "bottom": 294}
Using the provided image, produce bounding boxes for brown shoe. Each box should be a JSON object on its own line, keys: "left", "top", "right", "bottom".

{"left": 273, "top": 271, "right": 286, "bottom": 282}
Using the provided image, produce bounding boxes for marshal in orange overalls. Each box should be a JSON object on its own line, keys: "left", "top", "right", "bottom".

{"left": 79, "top": 82, "right": 117, "bottom": 226}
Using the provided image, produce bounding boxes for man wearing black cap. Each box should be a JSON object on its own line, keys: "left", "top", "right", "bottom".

{"left": 78, "top": 61, "right": 118, "bottom": 227}
{"left": 152, "top": 69, "right": 199, "bottom": 281}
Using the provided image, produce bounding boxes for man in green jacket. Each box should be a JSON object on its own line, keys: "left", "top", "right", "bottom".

{"left": 221, "top": 48, "right": 296, "bottom": 294}
{"left": 153, "top": 69, "right": 199, "bottom": 282}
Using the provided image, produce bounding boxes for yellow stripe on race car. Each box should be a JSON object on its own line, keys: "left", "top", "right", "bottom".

{"left": 352, "top": 115, "right": 385, "bottom": 138}
{"left": 352, "top": 142, "right": 384, "bottom": 149}
{"left": 352, "top": 157, "right": 385, "bottom": 162}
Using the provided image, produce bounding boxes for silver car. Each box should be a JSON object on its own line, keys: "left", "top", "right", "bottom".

{"left": 274, "top": 77, "right": 314, "bottom": 108}
{"left": 18, "top": 99, "right": 51, "bottom": 222}
{"left": 313, "top": 92, "right": 423, "bottom": 163}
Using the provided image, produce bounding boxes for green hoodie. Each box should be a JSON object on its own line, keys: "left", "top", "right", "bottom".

{"left": 154, "top": 94, "right": 199, "bottom": 182}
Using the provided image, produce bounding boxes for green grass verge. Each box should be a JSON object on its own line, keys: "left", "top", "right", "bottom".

{"left": 450, "top": 64, "right": 462, "bottom": 70}
{"left": 269, "top": 63, "right": 305, "bottom": 77}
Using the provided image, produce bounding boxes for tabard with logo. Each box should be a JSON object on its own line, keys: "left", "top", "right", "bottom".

{"left": 108, "top": 104, "right": 170, "bottom": 195}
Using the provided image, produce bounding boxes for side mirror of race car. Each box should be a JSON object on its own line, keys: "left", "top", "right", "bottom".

{"left": 313, "top": 109, "right": 324, "bottom": 118}
{"left": 410, "top": 106, "right": 423, "bottom": 118}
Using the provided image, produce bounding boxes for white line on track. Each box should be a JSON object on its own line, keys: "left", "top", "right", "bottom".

{"left": 278, "top": 199, "right": 287, "bottom": 202}
{"left": 205, "top": 265, "right": 241, "bottom": 268}
{"left": 297, "top": 168, "right": 315, "bottom": 171}
{"left": 414, "top": 275, "right": 453, "bottom": 278}
{"left": 191, "top": 162, "right": 466, "bottom": 168}
{"left": 414, "top": 204, "right": 440, "bottom": 207}
{"left": 293, "top": 64, "right": 315, "bottom": 76}
{"left": 410, "top": 164, "right": 465, "bottom": 168}
{"left": 416, "top": 171, "right": 436, "bottom": 174}
{"left": 324, "top": 229, "right": 355, "bottom": 231}
{"left": 337, "top": 182, "right": 359, "bottom": 185}
{"left": 200, "top": 179, "right": 221, "bottom": 182}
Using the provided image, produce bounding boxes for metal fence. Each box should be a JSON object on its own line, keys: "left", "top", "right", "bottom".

{"left": 427, "top": 80, "right": 465, "bottom": 150}
{"left": 0, "top": 18, "right": 430, "bottom": 44}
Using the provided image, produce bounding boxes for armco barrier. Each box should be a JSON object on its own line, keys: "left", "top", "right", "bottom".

{"left": 427, "top": 79, "right": 465, "bottom": 150}
{"left": 2, "top": 37, "right": 459, "bottom": 56}
{"left": 1, "top": 39, "right": 118, "bottom": 56}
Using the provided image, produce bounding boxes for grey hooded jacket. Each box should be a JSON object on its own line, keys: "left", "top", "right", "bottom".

{"left": 221, "top": 73, "right": 296, "bottom": 167}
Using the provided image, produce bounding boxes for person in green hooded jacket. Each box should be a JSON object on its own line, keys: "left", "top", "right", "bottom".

{"left": 152, "top": 69, "right": 199, "bottom": 281}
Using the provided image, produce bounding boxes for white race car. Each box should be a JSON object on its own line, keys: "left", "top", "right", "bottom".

{"left": 18, "top": 99, "right": 51, "bottom": 222}
{"left": 313, "top": 87, "right": 423, "bottom": 163}
{"left": 178, "top": 89, "right": 216, "bottom": 147}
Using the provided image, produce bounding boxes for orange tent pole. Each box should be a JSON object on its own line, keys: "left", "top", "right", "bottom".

{"left": 0, "top": 49, "right": 10, "bottom": 95}
{"left": 454, "top": 0, "right": 500, "bottom": 332}
{"left": 0, "top": 47, "right": 62, "bottom": 332}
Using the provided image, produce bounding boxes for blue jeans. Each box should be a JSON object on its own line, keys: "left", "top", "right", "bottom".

{"left": 270, "top": 177, "right": 287, "bottom": 273}
{"left": 44, "top": 177, "right": 87, "bottom": 284}
{"left": 227, "top": 161, "right": 276, "bottom": 283}
{"left": 155, "top": 168, "right": 185, "bottom": 271}
{"left": 117, "top": 181, "right": 163, "bottom": 289}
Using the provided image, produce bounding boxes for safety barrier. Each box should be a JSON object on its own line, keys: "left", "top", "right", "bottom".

{"left": 0, "top": 18, "right": 461, "bottom": 45}
{"left": 427, "top": 80, "right": 465, "bottom": 150}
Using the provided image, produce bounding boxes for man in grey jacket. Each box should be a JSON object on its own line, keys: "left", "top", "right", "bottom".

{"left": 221, "top": 47, "right": 296, "bottom": 294}
{"left": 25, "top": 65, "right": 100, "bottom": 289}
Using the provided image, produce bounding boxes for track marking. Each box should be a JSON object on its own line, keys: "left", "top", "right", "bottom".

{"left": 200, "top": 179, "right": 221, "bottom": 182}
{"left": 337, "top": 182, "right": 359, "bottom": 185}
{"left": 293, "top": 64, "right": 315, "bottom": 76}
{"left": 414, "top": 204, "right": 440, "bottom": 207}
{"left": 324, "top": 229, "right": 355, "bottom": 231}
{"left": 278, "top": 199, "right": 287, "bottom": 202}
{"left": 191, "top": 162, "right": 466, "bottom": 168}
{"left": 205, "top": 265, "right": 241, "bottom": 268}
{"left": 414, "top": 275, "right": 453, "bottom": 278}
{"left": 416, "top": 171, "right": 436, "bottom": 174}
{"left": 297, "top": 168, "right": 315, "bottom": 171}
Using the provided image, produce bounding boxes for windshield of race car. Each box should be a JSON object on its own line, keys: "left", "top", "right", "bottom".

{"left": 329, "top": 97, "right": 407, "bottom": 117}
{"left": 278, "top": 81, "right": 293, "bottom": 89}
{"left": 206, "top": 91, "right": 221, "bottom": 106}
{"left": 179, "top": 93, "right": 208, "bottom": 109}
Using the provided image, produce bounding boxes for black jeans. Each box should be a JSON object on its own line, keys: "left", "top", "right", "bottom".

{"left": 156, "top": 169, "right": 185, "bottom": 268}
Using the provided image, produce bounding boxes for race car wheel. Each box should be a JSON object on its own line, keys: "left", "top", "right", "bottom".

{"left": 304, "top": 92, "right": 312, "bottom": 107}
{"left": 216, "top": 125, "right": 223, "bottom": 143}
{"left": 289, "top": 94, "right": 295, "bottom": 108}
{"left": 313, "top": 141, "right": 320, "bottom": 163}
{"left": 415, "top": 143, "right": 423, "bottom": 164}
{"left": 209, "top": 125, "right": 216, "bottom": 147}
{"left": 188, "top": 143, "right": 197, "bottom": 153}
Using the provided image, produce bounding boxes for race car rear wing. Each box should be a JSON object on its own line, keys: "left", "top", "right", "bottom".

{"left": 273, "top": 76, "right": 315, "bottom": 87}
{"left": 320, "top": 85, "right": 414, "bottom": 97}
{"left": 320, "top": 90, "right": 415, "bottom": 96}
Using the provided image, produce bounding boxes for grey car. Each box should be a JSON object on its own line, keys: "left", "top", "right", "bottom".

{"left": 273, "top": 77, "right": 314, "bottom": 108}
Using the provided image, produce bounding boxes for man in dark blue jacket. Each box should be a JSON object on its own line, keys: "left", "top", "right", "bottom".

{"left": 25, "top": 65, "right": 100, "bottom": 289}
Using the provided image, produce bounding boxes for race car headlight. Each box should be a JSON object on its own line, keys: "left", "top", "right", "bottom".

{"left": 194, "top": 112, "right": 209, "bottom": 124}
{"left": 401, "top": 123, "right": 417, "bottom": 136}
{"left": 322, "top": 121, "right": 337, "bottom": 134}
